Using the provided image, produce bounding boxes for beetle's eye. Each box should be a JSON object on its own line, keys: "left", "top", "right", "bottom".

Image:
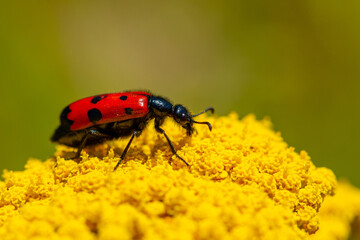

{"left": 173, "top": 104, "right": 191, "bottom": 122}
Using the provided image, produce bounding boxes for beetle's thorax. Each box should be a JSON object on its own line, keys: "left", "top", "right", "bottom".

{"left": 148, "top": 96, "right": 173, "bottom": 118}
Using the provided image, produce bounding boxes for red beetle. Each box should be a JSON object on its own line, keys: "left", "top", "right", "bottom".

{"left": 51, "top": 91, "right": 214, "bottom": 170}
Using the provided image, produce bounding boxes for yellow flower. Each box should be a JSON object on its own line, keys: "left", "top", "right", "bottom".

{"left": 0, "top": 113, "right": 358, "bottom": 239}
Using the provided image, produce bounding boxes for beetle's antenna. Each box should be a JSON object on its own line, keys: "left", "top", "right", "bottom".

{"left": 191, "top": 107, "right": 214, "bottom": 118}
{"left": 192, "top": 120, "right": 212, "bottom": 131}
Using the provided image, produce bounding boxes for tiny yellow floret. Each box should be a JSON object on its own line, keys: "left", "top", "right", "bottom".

{"left": 0, "top": 113, "right": 359, "bottom": 239}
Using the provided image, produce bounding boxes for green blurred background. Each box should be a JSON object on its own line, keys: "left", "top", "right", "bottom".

{"left": 0, "top": 1, "right": 359, "bottom": 187}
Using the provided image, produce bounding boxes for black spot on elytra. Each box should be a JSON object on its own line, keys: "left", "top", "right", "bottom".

{"left": 60, "top": 106, "right": 74, "bottom": 130}
{"left": 91, "top": 95, "right": 106, "bottom": 104}
{"left": 125, "top": 108, "right": 133, "bottom": 115}
{"left": 120, "top": 95, "right": 127, "bottom": 101}
{"left": 87, "top": 108, "right": 103, "bottom": 124}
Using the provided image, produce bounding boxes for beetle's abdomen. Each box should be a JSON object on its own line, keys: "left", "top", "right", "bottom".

{"left": 65, "top": 93, "right": 149, "bottom": 131}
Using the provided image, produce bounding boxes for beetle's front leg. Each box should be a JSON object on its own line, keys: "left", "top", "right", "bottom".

{"left": 154, "top": 119, "right": 189, "bottom": 166}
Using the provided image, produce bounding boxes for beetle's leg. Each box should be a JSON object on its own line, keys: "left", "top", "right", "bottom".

{"left": 73, "top": 129, "right": 112, "bottom": 159}
{"left": 155, "top": 125, "right": 189, "bottom": 166}
{"left": 73, "top": 132, "right": 90, "bottom": 159}
{"left": 113, "top": 131, "right": 138, "bottom": 171}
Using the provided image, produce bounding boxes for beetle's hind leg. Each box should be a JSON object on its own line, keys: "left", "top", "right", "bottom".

{"left": 72, "top": 128, "right": 114, "bottom": 159}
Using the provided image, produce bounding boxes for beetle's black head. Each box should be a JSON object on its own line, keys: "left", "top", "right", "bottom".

{"left": 172, "top": 105, "right": 214, "bottom": 136}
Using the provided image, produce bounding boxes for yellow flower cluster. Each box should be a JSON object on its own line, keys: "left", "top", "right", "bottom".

{"left": 0, "top": 113, "right": 358, "bottom": 239}
{"left": 309, "top": 180, "right": 360, "bottom": 240}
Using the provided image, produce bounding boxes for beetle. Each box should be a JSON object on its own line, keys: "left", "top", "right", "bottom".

{"left": 51, "top": 91, "right": 214, "bottom": 170}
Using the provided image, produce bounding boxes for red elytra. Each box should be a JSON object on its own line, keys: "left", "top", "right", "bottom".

{"left": 67, "top": 92, "right": 150, "bottom": 131}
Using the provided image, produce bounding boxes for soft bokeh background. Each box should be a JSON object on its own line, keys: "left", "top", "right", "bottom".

{"left": 1, "top": 1, "right": 359, "bottom": 187}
